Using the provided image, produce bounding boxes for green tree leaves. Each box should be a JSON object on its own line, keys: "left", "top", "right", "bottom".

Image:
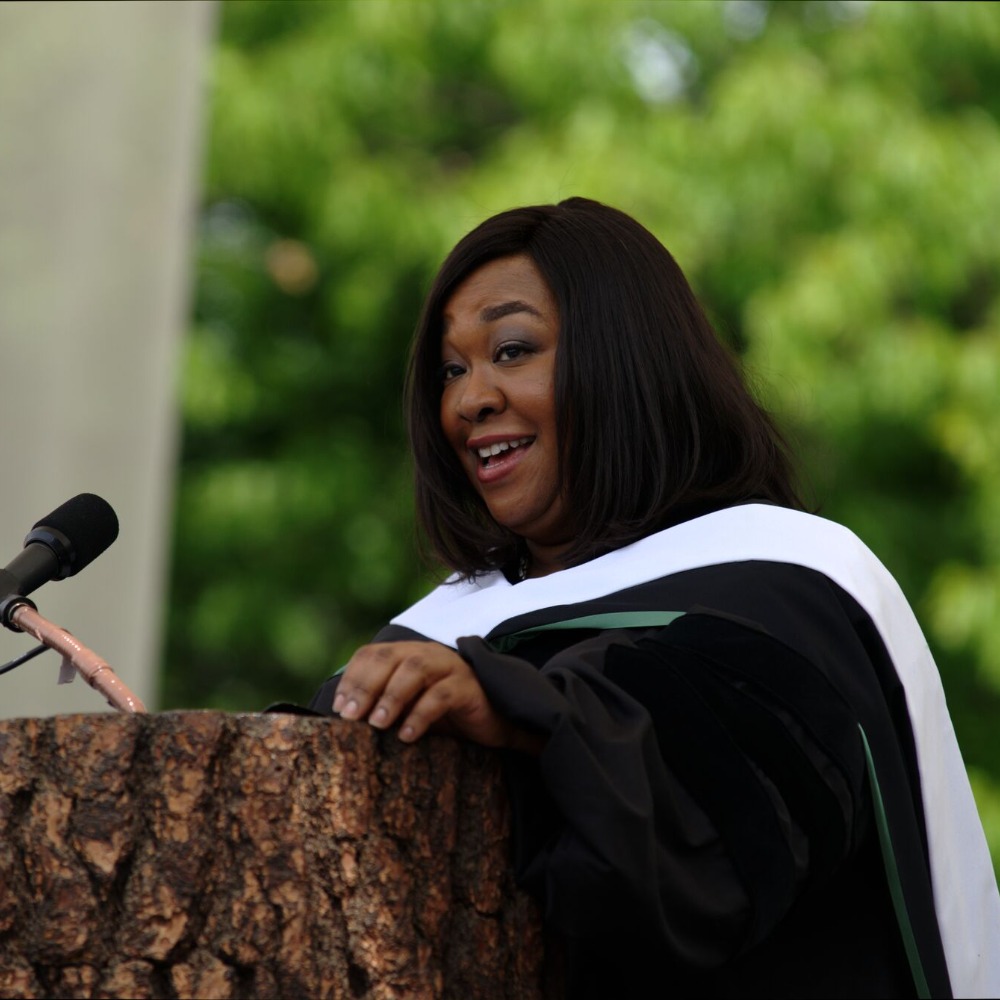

{"left": 166, "top": 0, "right": 1000, "bottom": 862}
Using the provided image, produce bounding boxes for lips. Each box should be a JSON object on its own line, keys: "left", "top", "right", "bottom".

{"left": 474, "top": 436, "right": 534, "bottom": 466}
{"left": 467, "top": 435, "right": 535, "bottom": 484}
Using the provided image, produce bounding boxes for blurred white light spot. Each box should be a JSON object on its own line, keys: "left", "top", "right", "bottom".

{"left": 806, "top": 0, "right": 872, "bottom": 25}
{"left": 723, "top": 0, "right": 769, "bottom": 41}
{"left": 830, "top": 0, "right": 871, "bottom": 22}
{"left": 621, "top": 20, "right": 698, "bottom": 105}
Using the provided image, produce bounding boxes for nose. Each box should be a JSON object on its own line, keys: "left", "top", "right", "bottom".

{"left": 455, "top": 365, "right": 505, "bottom": 423}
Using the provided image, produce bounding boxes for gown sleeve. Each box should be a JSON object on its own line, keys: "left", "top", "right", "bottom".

{"left": 457, "top": 610, "right": 872, "bottom": 969}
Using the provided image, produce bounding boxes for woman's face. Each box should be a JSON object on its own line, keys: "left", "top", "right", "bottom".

{"left": 439, "top": 254, "right": 571, "bottom": 558}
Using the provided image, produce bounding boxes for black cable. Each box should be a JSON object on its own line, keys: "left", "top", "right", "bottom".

{"left": 0, "top": 643, "right": 49, "bottom": 676}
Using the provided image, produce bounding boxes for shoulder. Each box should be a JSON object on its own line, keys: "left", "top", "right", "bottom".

{"left": 387, "top": 505, "right": 899, "bottom": 649}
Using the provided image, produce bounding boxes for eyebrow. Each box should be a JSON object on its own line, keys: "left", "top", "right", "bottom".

{"left": 479, "top": 300, "right": 543, "bottom": 323}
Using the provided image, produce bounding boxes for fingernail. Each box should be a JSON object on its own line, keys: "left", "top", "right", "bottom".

{"left": 341, "top": 699, "right": 359, "bottom": 720}
{"left": 400, "top": 725, "right": 415, "bottom": 742}
{"left": 370, "top": 706, "right": 387, "bottom": 728}
{"left": 332, "top": 693, "right": 344, "bottom": 714}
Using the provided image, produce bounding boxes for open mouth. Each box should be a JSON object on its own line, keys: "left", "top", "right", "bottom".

{"left": 476, "top": 436, "right": 534, "bottom": 468}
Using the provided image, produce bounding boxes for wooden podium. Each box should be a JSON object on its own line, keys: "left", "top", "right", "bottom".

{"left": 0, "top": 712, "right": 557, "bottom": 999}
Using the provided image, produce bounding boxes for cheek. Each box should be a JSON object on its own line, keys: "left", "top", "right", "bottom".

{"left": 439, "top": 397, "right": 473, "bottom": 474}
{"left": 439, "top": 393, "right": 458, "bottom": 445}
{"left": 528, "top": 379, "right": 558, "bottom": 434}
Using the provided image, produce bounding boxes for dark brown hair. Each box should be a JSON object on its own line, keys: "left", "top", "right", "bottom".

{"left": 406, "top": 197, "right": 803, "bottom": 578}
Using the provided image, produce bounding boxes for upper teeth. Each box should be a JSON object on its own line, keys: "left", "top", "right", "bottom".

{"left": 477, "top": 437, "right": 532, "bottom": 459}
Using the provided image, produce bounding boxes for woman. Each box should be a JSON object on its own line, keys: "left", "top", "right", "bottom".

{"left": 312, "top": 198, "right": 999, "bottom": 998}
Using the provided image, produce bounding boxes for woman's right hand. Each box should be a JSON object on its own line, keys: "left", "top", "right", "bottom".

{"left": 333, "top": 640, "right": 541, "bottom": 753}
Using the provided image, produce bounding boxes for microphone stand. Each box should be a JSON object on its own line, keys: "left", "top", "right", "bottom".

{"left": 0, "top": 641, "right": 48, "bottom": 676}
{"left": 3, "top": 599, "right": 146, "bottom": 714}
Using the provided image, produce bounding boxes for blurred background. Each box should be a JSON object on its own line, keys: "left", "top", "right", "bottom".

{"left": 1, "top": 0, "right": 998, "bottom": 868}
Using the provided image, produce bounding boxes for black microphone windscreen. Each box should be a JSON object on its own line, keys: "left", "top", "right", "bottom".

{"left": 32, "top": 494, "right": 119, "bottom": 575}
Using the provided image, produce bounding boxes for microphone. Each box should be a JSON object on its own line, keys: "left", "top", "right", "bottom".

{"left": 0, "top": 494, "right": 119, "bottom": 621}
{"left": 0, "top": 493, "right": 142, "bottom": 711}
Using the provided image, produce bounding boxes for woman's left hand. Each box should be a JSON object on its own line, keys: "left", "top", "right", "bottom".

{"left": 332, "top": 641, "right": 527, "bottom": 749}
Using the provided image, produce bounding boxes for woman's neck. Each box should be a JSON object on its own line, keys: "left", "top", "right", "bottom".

{"left": 523, "top": 538, "right": 573, "bottom": 579}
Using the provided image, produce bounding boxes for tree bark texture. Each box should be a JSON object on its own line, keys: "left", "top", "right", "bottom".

{"left": 0, "top": 712, "right": 558, "bottom": 1000}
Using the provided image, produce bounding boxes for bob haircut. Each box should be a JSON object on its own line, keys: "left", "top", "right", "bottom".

{"left": 406, "top": 197, "right": 803, "bottom": 579}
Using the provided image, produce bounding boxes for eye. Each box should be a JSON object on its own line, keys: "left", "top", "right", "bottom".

{"left": 495, "top": 341, "right": 532, "bottom": 363}
{"left": 440, "top": 361, "right": 465, "bottom": 383}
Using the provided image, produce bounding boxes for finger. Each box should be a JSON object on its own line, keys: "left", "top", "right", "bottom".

{"left": 396, "top": 673, "right": 482, "bottom": 743}
{"left": 333, "top": 643, "right": 405, "bottom": 720}
{"left": 366, "top": 652, "right": 437, "bottom": 730}
{"left": 396, "top": 682, "right": 456, "bottom": 743}
{"left": 363, "top": 643, "right": 469, "bottom": 729}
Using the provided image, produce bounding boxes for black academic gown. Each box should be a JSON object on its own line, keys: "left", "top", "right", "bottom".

{"left": 309, "top": 505, "right": 1000, "bottom": 999}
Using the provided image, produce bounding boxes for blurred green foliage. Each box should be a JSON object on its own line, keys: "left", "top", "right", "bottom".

{"left": 163, "top": 0, "right": 1000, "bottom": 864}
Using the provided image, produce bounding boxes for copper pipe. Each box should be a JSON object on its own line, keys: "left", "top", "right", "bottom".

{"left": 10, "top": 604, "right": 146, "bottom": 714}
